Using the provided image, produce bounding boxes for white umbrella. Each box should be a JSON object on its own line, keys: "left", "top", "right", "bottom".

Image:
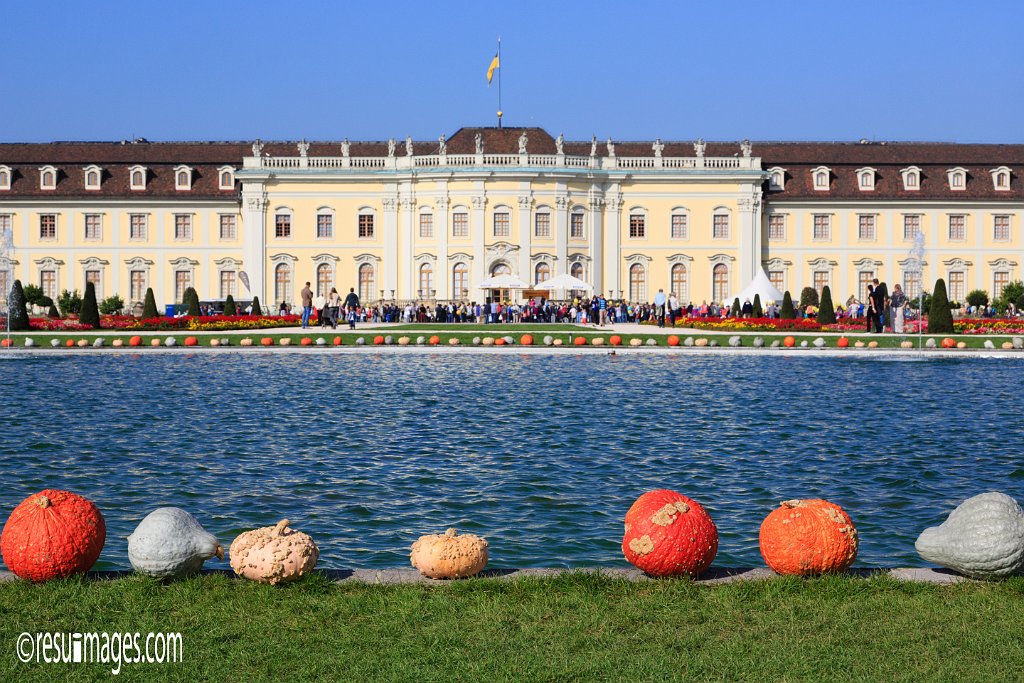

{"left": 539, "top": 273, "right": 592, "bottom": 291}
{"left": 477, "top": 273, "right": 530, "bottom": 289}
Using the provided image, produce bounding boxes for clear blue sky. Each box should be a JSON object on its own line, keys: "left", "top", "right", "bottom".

{"left": 3, "top": 0, "right": 1022, "bottom": 143}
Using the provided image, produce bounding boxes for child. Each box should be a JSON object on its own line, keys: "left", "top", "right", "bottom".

{"left": 347, "top": 306, "right": 357, "bottom": 330}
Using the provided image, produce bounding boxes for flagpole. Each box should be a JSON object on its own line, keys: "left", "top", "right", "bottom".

{"left": 497, "top": 37, "right": 502, "bottom": 128}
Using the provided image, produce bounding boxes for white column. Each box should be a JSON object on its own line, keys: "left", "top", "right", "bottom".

{"left": 555, "top": 185, "right": 569, "bottom": 274}
{"left": 472, "top": 190, "right": 486, "bottom": 288}
{"left": 400, "top": 194, "right": 415, "bottom": 300}
{"left": 241, "top": 184, "right": 267, "bottom": 304}
{"left": 518, "top": 191, "right": 532, "bottom": 279}
{"left": 605, "top": 190, "right": 622, "bottom": 297}
{"left": 436, "top": 193, "right": 450, "bottom": 296}
{"left": 589, "top": 192, "right": 604, "bottom": 293}
{"left": 382, "top": 194, "right": 398, "bottom": 298}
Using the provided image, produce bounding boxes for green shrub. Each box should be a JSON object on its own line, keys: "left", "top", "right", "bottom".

{"left": 183, "top": 287, "right": 200, "bottom": 316}
{"left": 780, "top": 291, "right": 796, "bottom": 319}
{"left": 224, "top": 294, "right": 237, "bottom": 316}
{"left": 39, "top": 295, "right": 53, "bottom": 308}
{"left": 22, "top": 284, "right": 47, "bottom": 307}
{"left": 251, "top": 296, "right": 262, "bottom": 316}
{"left": 8, "top": 280, "right": 30, "bottom": 330}
{"left": 928, "top": 278, "right": 954, "bottom": 333}
{"left": 731, "top": 297, "right": 741, "bottom": 317}
{"left": 79, "top": 282, "right": 100, "bottom": 328}
{"left": 47, "top": 304, "right": 59, "bottom": 318}
{"left": 799, "top": 286, "right": 819, "bottom": 308}
{"left": 752, "top": 294, "right": 763, "bottom": 318}
{"left": 99, "top": 294, "right": 124, "bottom": 315}
{"left": 57, "top": 288, "right": 82, "bottom": 316}
{"left": 995, "top": 280, "right": 1024, "bottom": 313}
{"left": 818, "top": 285, "right": 836, "bottom": 324}
{"left": 966, "top": 289, "right": 989, "bottom": 309}
{"left": 142, "top": 288, "right": 158, "bottom": 318}
{"left": 908, "top": 290, "right": 931, "bottom": 311}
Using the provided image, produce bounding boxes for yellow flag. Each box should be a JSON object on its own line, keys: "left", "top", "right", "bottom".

{"left": 487, "top": 53, "right": 500, "bottom": 84}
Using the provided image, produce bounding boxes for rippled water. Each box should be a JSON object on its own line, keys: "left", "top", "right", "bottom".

{"left": 1, "top": 352, "right": 1022, "bottom": 571}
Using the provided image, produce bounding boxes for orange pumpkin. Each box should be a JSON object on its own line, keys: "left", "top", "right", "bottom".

{"left": 573, "top": 336, "right": 587, "bottom": 346}
{"left": 837, "top": 337, "right": 849, "bottom": 348}
{"left": 759, "top": 499, "right": 858, "bottom": 575}
{"left": 129, "top": 335, "right": 143, "bottom": 347}
{"left": 0, "top": 489, "right": 106, "bottom": 582}
{"left": 783, "top": 336, "right": 796, "bottom": 347}
{"left": 494, "top": 338, "right": 506, "bottom": 346}
{"left": 300, "top": 337, "right": 312, "bottom": 346}
{"left": 520, "top": 334, "right": 533, "bottom": 346}
{"left": 610, "top": 335, "right": 622, "bottom": 346}
{"left": 667, "top": 335, "right": 680, "bottom": 347}
{"left": 410, "top": 528, "right": 489, "bottom": 579}
{"left": 373, "top": 335, "right": 385, "bottom": 345}
{"left": 429, "top": 335, "right": 441, "bottom": 345}
{"left": 941, "top": 337, "right": 956, "bottom": 348}
{"left": 184, "top": 336, "right": 198, "bottom": 347}
{"left": 260, "top": 337, "right": 274, "bottom": 346}
{"left": 334, "top": 336, "right": 343, "bottom": 346}
{"left": 65, "top": 339, "right": 76, "bottom": 348}
{"left": 622, "top": 489, "right": 718, "bottom": 577}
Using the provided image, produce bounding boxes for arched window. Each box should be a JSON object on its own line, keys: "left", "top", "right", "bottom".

{"left": 452, "top": 262, "right": 469, "bottom": 299}
{"left": 671, "top": 264, "right": 688, "bottom": 302}
{"left": 535, "top": 262, "right": 550, "bottom": 285}
{"left": 419, "top": 263, "right": 434, "bottom": 298}
{"left": 629, "top": 264, "right": 646, "bottom": 303}
{"left": 86, "top": 170, "right": 100, "bottom": 188}
{"left": 316, "top": 264, "right": 331, "bottom": 297}
{"left": 570, "top": 262, "right": 584, "bottom": 281}
{"left": 815, "top": 172, "right": 827, "bottom": 188}
{"left": 998, "top": 172, "right": 1009, "bottom": 188}
{"left": 713, "top": 264, "right": 729, "bottom": 304}
{"left": 771, "top": 171, "right": 782, "bottom": 187}
{"left": 358, "top": 263, "right": 375, "bottom": 303}
{"left": 131, "top": 170, "right": 144, "bottom": 187}
{"left": 274, "top": 263, "right": 292, "bottom": 307}
{"left": 177, "top": 171, "right": 189, "bottom": 187}
{"left": 491, "top": 263, "right": 511, "bottom": 277}
{"left": 0, "top": 168, "right": 9, "bottom": 189}
{"left": 42, "top": 170, "right": 55, "bottom": 188}
{"left": 220, "top": 170, "right": 232, "bottom": 188}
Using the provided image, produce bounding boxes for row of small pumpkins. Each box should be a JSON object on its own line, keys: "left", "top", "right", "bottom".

{"left": 2, "top": 488, "right": 1022, "bottom": 583}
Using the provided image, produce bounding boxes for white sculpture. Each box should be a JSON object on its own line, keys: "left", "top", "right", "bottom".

{"left": 590, "top": 135, "right": 597, "bottom": 156}
{"left": 694, "top": 138, "right": 706, "bottom": 158}
{"left": 387, "top": 138, "right": 396, "bottom": 157}
{"left": 606, "top": 138, "right": 615, "bottom": 156}
{"left": 438, "top": 134, "right": 447, "bottom": 155}
{"left": 518, "top": 131, "right": 528, "bottom": 154}
{"left": 652, "top": 138, "right": 664, "bottom": 158}
{"left": 474, "top": 132, "right": 483, "bottom": 154}
{"left": 741, "top": 139, "right": 752, "bottom": 157}
{"left": 555, "top": 133, "right": 564, "bottom": 155}
{"left": 341, "top": 138, "right": 350, "bottom": 157}
{"left": 251, "top": 139, "right": 264, "bottom": 157}
{"left": 406, "top": 136, "right": 413, "bottom": 156}
{"left": 297, "top": 139, "right": 309, "bottom": 157}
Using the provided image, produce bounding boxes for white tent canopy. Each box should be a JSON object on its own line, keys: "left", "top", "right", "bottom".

{"left": 732, "top": 268, "right": 785, "bottom": 305}
{"left": 477, "top": 273, "right": 530, "bottom": 289}
{"left": 537, "top": 273, "right": 592, "bottom": 291}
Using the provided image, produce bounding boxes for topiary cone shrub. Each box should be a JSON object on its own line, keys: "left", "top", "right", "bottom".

{"left": 224, "top": 294, "right": 237, "bottom": 316}
{"left": 752, "top": 293, "right": 763, "bottom": 318}
{"left": 928, "top": 278, "right": 954, "bottom": 334}
{"left": 184, "top": 287, "right": 200, "bottom": 317}
{"left": 731, "top": 298, "right": 741, "bottom": 317}
{"left": 142, "top": 287, "right": 159, "bottom": 318}
{"left": 79, "top": 281, "right": 100, "bottom": 329}
{"left": 251, "top": 296, "right": 262, "bottom": 316}
{"left": 780, "top": 291, "right": 796, "bottom": 319}
{"left": 817, "top": 285, "right": 835, "bottom": 324}
{"left": 8, "top": 280, "right": 30, "bottom": 331}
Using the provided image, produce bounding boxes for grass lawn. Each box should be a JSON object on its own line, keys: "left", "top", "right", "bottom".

{"left": 1, "top": 573, "right": 1022, "bottom": 681}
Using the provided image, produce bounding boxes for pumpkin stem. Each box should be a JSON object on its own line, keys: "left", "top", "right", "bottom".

{"left": 36, "top": 495, "right": 51, "bottom": 509}
{"left": 215, "top": 544, "right": 224, "bottom": 560}
{"left": 781, "top": 499, "right": 803, "bottom": 508}
{"left": 445, "top": 528, "right": 458, "bottom": 538}
{"left": 273, "top": 519, "right": 290, "bottom": 536}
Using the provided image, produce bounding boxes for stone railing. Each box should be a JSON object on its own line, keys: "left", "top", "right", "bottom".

{"left": 243, "top": 153, "right": 759, "bottom": 172}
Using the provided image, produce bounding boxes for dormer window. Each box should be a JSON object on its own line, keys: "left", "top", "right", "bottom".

{"left": 856, "top": 167, "right": 877, "bottom": 191}
{"left": 84, "top": 165, "right": 102, "bottom": 191}
{"left": 811, "top": 166, "right": 831, "bottom": 191}
{"left": 174, "top": 165, "right": 192, "bottom": 191}
{"left": 947, "top": 167, "right": 967, "bottom": 191}
{"left": 0, "top": 165, "right": 10, "bottom": 190}
{"left": 768, "top": 167, "right": 786, "bottom": 191}
{"left": 991, "top": 166, "right": 1011, "bottom": 191}
{"left": 129, "top": 165, "right": 147, "bottom": 190}
{"left": 217, "top": 166, "right": 235, "bottom": 190}
{"left": 39, "top": 165, "right": 57, "bottom": 190}
{"left": 900, "top": 166, "right": 921, "bottom": 191}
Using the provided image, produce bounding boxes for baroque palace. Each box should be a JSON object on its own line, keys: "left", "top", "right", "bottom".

{"left": 0, "top": 127, "right": 1022, "bottom": 310}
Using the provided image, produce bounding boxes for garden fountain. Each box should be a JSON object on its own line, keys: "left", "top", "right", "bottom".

{"left": 906, "top": 231, "right": 926, "bottom": 349}
{"left": 1, "top": 219, "right": 12, "bottom": 347}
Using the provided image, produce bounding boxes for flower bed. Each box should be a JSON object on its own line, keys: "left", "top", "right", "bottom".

{"left": 29, "top": 314, "right": 302, "bottom": 332}
{"left": 954, "top": 318, "right": 1024, "bottom": 335}
{"left": 644, "top": 317, "right": 823, "bottom": 331}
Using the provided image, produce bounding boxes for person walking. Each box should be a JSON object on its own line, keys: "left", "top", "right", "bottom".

{"left": 890, "top": 283, "right": 908, "bottom": 333}
{"left": 870, "top": 278, "right": 886, "bottom": 333}
{"left": 300, "top": 282, "right": 313, "bottom": 328}
{"left": 342, "top": 287, "right": 359, "bottom": 329}
{"left": 668, "top": 291, "right": 679, "bottom": 327}
{"left": 653, "top": 288, "right": 667, "bottom": 327}
{"left": 328, "top": 287, "right": 341, "bottom": 329}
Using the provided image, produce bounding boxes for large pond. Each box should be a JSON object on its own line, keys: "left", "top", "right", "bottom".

{"left": 1, "top": 352, "right": 1022, "bottom": 571}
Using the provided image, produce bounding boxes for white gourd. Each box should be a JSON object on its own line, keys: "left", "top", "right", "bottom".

{"left": 915, "top": 492, "right": 1024, "bottom": 579}
{"left": 128, "top": 507, "right": 223, "bottom": 578}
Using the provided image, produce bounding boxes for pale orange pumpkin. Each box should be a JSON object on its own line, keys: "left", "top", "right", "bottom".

{"left": 229, "top": 519, "right": 318, "bottom": 585}
{"left": 759, "top": 499, "right": 858, "bottom": 575}
{"left": 410, "top": 528, "right": 488, "bottom": 579}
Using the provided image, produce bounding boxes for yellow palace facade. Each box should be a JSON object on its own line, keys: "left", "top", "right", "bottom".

{"left": 1, "top": 127, "right": 1022, "bottom": 310}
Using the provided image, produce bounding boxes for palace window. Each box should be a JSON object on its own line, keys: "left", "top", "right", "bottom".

{"left": 629, "top": 264, "right": 647, "bottom": 303}
{"left": 994, "top": 215, "right": 1010, "bottom": 241}
{"left": 130, "top": 270, "right": 146, "bottom": 302}
{"left": 39, "top": 166, "right": 57, "bottom": 190}
{"left": 671, "top": 213, "right": 688, "bottom": 239}
{"left": 84, "top": 214, "right": 102, "bottom": 240}
{"left": 316, "top": 264, "right": 331, "bottom": 297}
{"left": 452, "top": 262, "right": 469, "bottom": 299}
{"left": 811, "top": 166, "right": 830, "bottom": 190}
{"left": 535, "top": 212, "right": 552, "bottom": 238}
{"left": 218, "top": 167, "right": 234, "bottom": 190}
{"left": 175, "top": 214, "right": 192, "bottom": 240}
{"left": 991, "top": 167, "right": 1011, "bottom": 191}
{"left": 671, "top": 264, "right": 688, "bottom": 302}
{"left": 275, "top": 213, "right": 291, "bottom": 238}
{"left": 84, "top": 166, "right": 102, "bottom": 191}
{"left": 813, "top": 215, "right": 831, "bottom": 241}
{"left": 947, "top": 167, "right": 967, "bottom": 191}
{"left": 570, "top": 211, "right": 585, "bottom": 239}
{"left": 768, "top": 270, "right": 784, "bottom": 293}
{"left": 418, "top": 263, "right": 434, "bottom": 298}
{"left": 903, "top": 215, "right": 920, "bottom": 241}
{"left": 130, "top": 214, "right": 147, "bottom": 240}
{"left": 316, "top": 213, "right": 332, "bottom": 239}
{"left": 628, "top": 214, "right": 645, "bottom": 239}
{"left": 712, "top": 263, "right": 729, "bottom": 304}
{"left": 859, "top": 271, "right": 874, "bottom": 303}
{"left": 493, "top": 211, "right": 509, "bottom": 237}
{"left": 857, "top": 167, "right": 876, "bottom": 191}
{"left": 129, "top": 166, "right": 147, "bottom": 190}
{"left": 175, "top": 271, "right": 192, "bottom": 303}
{"left": 40, "top": 270, "right": 56, "bottom": 299}
{"left": 452, "top": 212, "right": 469, "bottom": 238}
{"left": 570, "top": 262, "right": 585, "bottom": 292}
{"left": 768, "top": 214, "right": 785, "bottom": 241}
{"left": 85, "top": 269, "right": 102, "bottom": 299}
{"left": 419, "top": 213, "right": 433, "bottom": 238}
{"left": 40, "top": 214, "right": 57, "bottom": 239}
{"left": 0, "top": 214, "right": 10, "bottom": 240}
{"left": 358, "top": 263, "right": 375, "bottom": 302}
{"left": 0, "top": 166, "right": 10, "bottom": 190}
{"left": 768, "top": 167, "right": 786, "bottom": 191}
{"left": 274, "top": 263, "right": 292, "bottom": 305}
{"left": 901, "top": 166, "right": 921, "bottom": 191}
{"left": 994, "top": 272, "right": 1010, "bottom": 299}
{"left": 0, "top": 270, "right": 7, "bottom": 304}
{"left": 713, "top": 214, "right": 730, "bottom": 239}
{"left": 948, "top": 271, "right": 965, "bottom": 303}
{"left": 904, "top": 271, "right": 921, "bottom": 299}
{"left": 858, "top": 215, "right": 876, "bottom": 241}
{"left": 813, "top": 271, "right": 829, "bottom": 296}
{"left": 535, "top": 262, "right": 550, "bottom": 285}
{"left": 220, "top": 270, "right": 236, "bottom": 299}
{"left": 948, "top": 215, "right": 965, "bottom": 241}
{"left": 174, "top": 166, "right": 192, "bottom": 191}
{"left": 358, "top": 212, "right": 375, "bottom": 239}
{"left": 220, "top": 215, "right": 237, "bottom": 240}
